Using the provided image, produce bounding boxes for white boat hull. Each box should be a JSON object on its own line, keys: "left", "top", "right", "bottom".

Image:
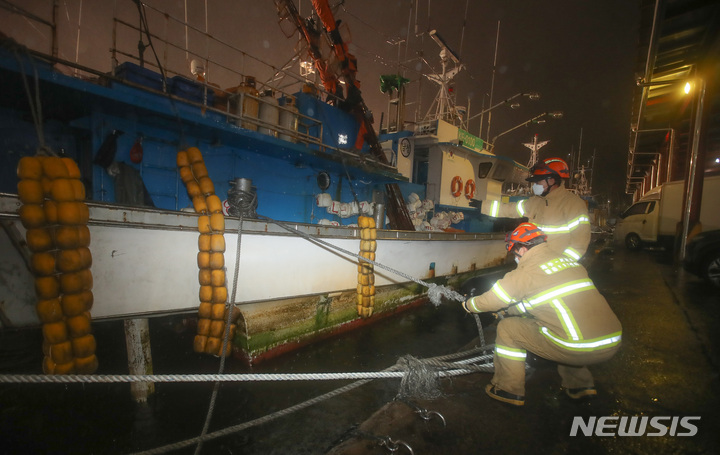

{"left": 1, "top": 194, "right": 507, "bottom": 360}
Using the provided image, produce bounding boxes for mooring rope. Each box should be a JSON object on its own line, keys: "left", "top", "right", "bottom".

{"left": 258, "top": 216, "right": 467, "bottom": 305}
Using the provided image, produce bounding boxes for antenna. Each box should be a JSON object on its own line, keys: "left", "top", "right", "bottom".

{"left": 423, "top": 29, "right": 465, "bottom": 126}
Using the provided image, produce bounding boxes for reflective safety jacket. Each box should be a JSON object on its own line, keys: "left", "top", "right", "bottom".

{"left": 464, "top": 243, "right": 622, "bottom": 352}
{"left": 482, "top": 186, "right": 590, "bottom": 260}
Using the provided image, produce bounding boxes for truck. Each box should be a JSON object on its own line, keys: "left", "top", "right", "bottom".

{"left": 615, "top": 175, "right": 720, "bottom": 250}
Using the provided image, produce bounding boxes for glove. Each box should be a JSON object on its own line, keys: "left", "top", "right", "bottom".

{"left": 493, "top": 309, "right": 508, "bottom": 320}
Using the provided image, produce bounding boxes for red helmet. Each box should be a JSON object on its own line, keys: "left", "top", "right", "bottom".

{"left": 527, "top": 157, "right": 570, "bottom": 182}
{"left": 505, "top": 222, "right": 547, "bottom": 252}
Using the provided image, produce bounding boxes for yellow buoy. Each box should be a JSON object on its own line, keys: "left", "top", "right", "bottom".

{"left": 44, "top": 200, "right": 58, "bottom": 224}
{"left": 210, "top": 234, "right": 225, "bottom": 252}
{"left": 35, "top": 276, "right": 60, "bottom": 300}
{"left": 206, "top": 194, "right": 223, "bottom": 214}
{"left": 36, "top": 298, "right": 63, "bottom": 323}
{"left": 199, "top": 285, "right": 213, "bottom": 302}
{"left": 209, "top": 213, "right": 224, "bottom": 232}
{"left": 66, "top": 313, "right": 92, "bottom": 338}
{"left": 192, "top": 195, "right": 208, "bottom": 214}
{"left": 197, "top": 318, "right": 211, "bottom": 336}
{"left": 49, "top": 340, "right": 74, "bottom": 364}
{"left": 50, "top": 178, "right": 76, "bottom": 202}
{"left": 192, "top": 162, "right": 209, "bottom": 180}
{"left": 31, "top": 252, "right": 57, "bottom": 276}
{"left": 198, "top": 302, "right": 213, "bottom": 319}
{"left": 212, "top": 286, "right": 227, "bottom": 303}
{"left": 55, "top": 226, "right": 80, "bottom": 249}
{"left": 61, "top": 157, "right": 82, "bottom": 179}
{"left": 209, "top": 252, "right": 224, "bottom": 269}
{"left": 186, "top": 147, "right": 203, "bottom": 164}
{"left": 193, "top": 335, "right": 208, "bottom": 353}
{"left": 42, "top": 321, "right": 68, "bottom": 344}
{"left": 71, "top": 334, "right": 96, "bottom": 358}
{"left": 42, "top": 156, "right": 69, "bottom": 179}
{"left": 57, "top": 249, "right": 84, "bottom": 273}
{"left": 211, "top": 269, "right": 225, "bottom": 287}
{"left": 176, "top": 150, "right": 190, "bottom": 167}
{"left": 19, "top": 204, "right": 46, "bottom": 229}
{"left": 17, "top": 179, "right": 45, "bottom": 204}
{"left": 198, "top": 268, "right": 212, "bottom": 286}
{"left": 17, "top": 156, "right": 43, "bottom": 180}
{"left": 61, "top": 291, "right": 93, "bottom": 316}
{"left": 74, "top": 354, "right": 98, "bottom": 374}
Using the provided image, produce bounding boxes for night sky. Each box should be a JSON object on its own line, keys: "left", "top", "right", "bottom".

{"left": 3, "top": 0, "right": 641, "bottom": 205}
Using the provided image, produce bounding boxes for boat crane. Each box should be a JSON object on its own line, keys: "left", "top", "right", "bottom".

{"left": 275, "top": 0, "right": 414, "bottom": 230}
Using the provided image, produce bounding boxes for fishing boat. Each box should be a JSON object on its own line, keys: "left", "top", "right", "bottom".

{"left": 0, "top": 1, "right": 525, "bottom": 367}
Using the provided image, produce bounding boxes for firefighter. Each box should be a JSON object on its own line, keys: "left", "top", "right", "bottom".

{"left": 462, "top": 222, "right": 621, "bottom": 406}
{"left": 482, "top": 157, "right": 590, "bottom": 261}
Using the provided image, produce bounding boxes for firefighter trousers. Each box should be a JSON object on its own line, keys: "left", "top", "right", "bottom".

{"left": 492, "top": 316, "right": 620, "bottom": 396}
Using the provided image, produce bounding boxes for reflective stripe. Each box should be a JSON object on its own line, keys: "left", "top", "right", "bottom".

{"left": 536, "top": 215, "right": 590, "bottom": 234}
{"left": 466, "top": 296, "right": 480, "bottom": 312}
{"left": 550, "top": 299, "right": 582, "bottom": 340}
{"left": 527, "top": 280, "right": 595, "bottom": 307}
{"left": 491, "top": 282, "right": 515, "bottom": 304}
{"left": 490, "top": 201, "right": 500, "bottom": 217}
{"left": 516, "top": 301, "right": 527, "bottom": 313}
{"left": 516, "top": 199, "right": 526, "bottom": 217}
{"left": 564, "top": 247, "right": 581, "bottom": 261}
{"left": 496, "top": 345, "right": 527, "bottom": 360}
{"left": 540, "top": 327, "right": 622, "bottom": 351}
{"left": 539, "top": 257, "right": 580, "bottom": 275}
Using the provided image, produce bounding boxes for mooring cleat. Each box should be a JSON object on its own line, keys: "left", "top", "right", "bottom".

{"left": 565, "top": 386, "right": 598, "bottom": 400}
{"left": 485, "top": 384, "right": 525, "bottom": 406}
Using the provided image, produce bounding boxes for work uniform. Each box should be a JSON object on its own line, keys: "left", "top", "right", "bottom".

{"left": 464, "top": 242, "right": 621, "bottom": 396}
{"left": 482, "top": 187, "right": 591, "bottom": 260}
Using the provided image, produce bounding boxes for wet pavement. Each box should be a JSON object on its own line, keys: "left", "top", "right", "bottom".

{"left": 1, "top": 240, "right": 719, "bottom": 454}
{"left": 325, "top": 242, "right": 720, "bottom": 454}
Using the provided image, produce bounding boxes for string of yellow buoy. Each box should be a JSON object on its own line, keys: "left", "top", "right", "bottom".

{"left": 357, "top": 215, "right": 377, "bottom": 318}
{"left": 176, "top": 147, "right": 235, "bottom": 356}
{"left": 17, "top": 155, "right": 98, "bottom": 374}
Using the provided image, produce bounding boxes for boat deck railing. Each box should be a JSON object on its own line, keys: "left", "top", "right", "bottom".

{"left": 0, "top": 0, "right": 396, "bottom": 172}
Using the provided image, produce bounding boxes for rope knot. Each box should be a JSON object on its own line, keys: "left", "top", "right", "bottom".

{"left": 396, "top": 355, "right": 442, "bottom": 400}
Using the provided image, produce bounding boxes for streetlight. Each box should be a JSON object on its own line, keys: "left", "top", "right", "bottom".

{"left": 486, "top": 111, "right": 563, "bottom": 151}
{"left": 467, "top": 92, "right": 540, "bottom": 138}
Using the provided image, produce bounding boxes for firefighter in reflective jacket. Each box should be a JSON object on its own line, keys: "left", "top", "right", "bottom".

{"left": 463, "top": 222, "right": 621, "bottom": 406}
{"left": 481, "top": 157, "right": 590, "bottom": 261}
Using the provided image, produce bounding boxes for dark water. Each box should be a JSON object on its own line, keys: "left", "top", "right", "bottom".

{"left": 0, "top": 273, "right": 500, "bottom": 455}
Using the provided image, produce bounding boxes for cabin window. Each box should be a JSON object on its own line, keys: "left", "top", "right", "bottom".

{"left": 620, "top": 201, "right": 655, "bottom": 218}
{"left": 478, "top": 162, "right": 493, "bottom": 179}
{"left": 491, "top": 163, "right": 510, "bottom": 182}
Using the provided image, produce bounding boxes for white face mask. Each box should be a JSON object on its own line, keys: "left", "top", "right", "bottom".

{"left": 532, "top": 183, "right": 545, "bottom": 196}
{"left": 514, "top": 256, "right": 520, "bottom": 264}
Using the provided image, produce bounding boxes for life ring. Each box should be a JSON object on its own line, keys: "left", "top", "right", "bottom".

{"left": 451, "top": 176, "right": 463, "bottom": 198}
{"left": 465, "top": 179, "right": 476, "bottom": 199}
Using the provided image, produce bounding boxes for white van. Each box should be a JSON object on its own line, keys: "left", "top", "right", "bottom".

{"left": 615, "top": 175, "right": 720, "bottom": 250}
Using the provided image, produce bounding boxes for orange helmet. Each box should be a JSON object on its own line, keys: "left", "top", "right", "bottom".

{"left": 527, "top": 157, "right": 570, "bottom": 182}
{"left": 505, "top": 222, "right": 547, "bottom": 252}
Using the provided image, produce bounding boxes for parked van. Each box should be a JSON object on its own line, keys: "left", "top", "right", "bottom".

{"left": 615, "top": 175, "right": 720, "bottom": 250}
